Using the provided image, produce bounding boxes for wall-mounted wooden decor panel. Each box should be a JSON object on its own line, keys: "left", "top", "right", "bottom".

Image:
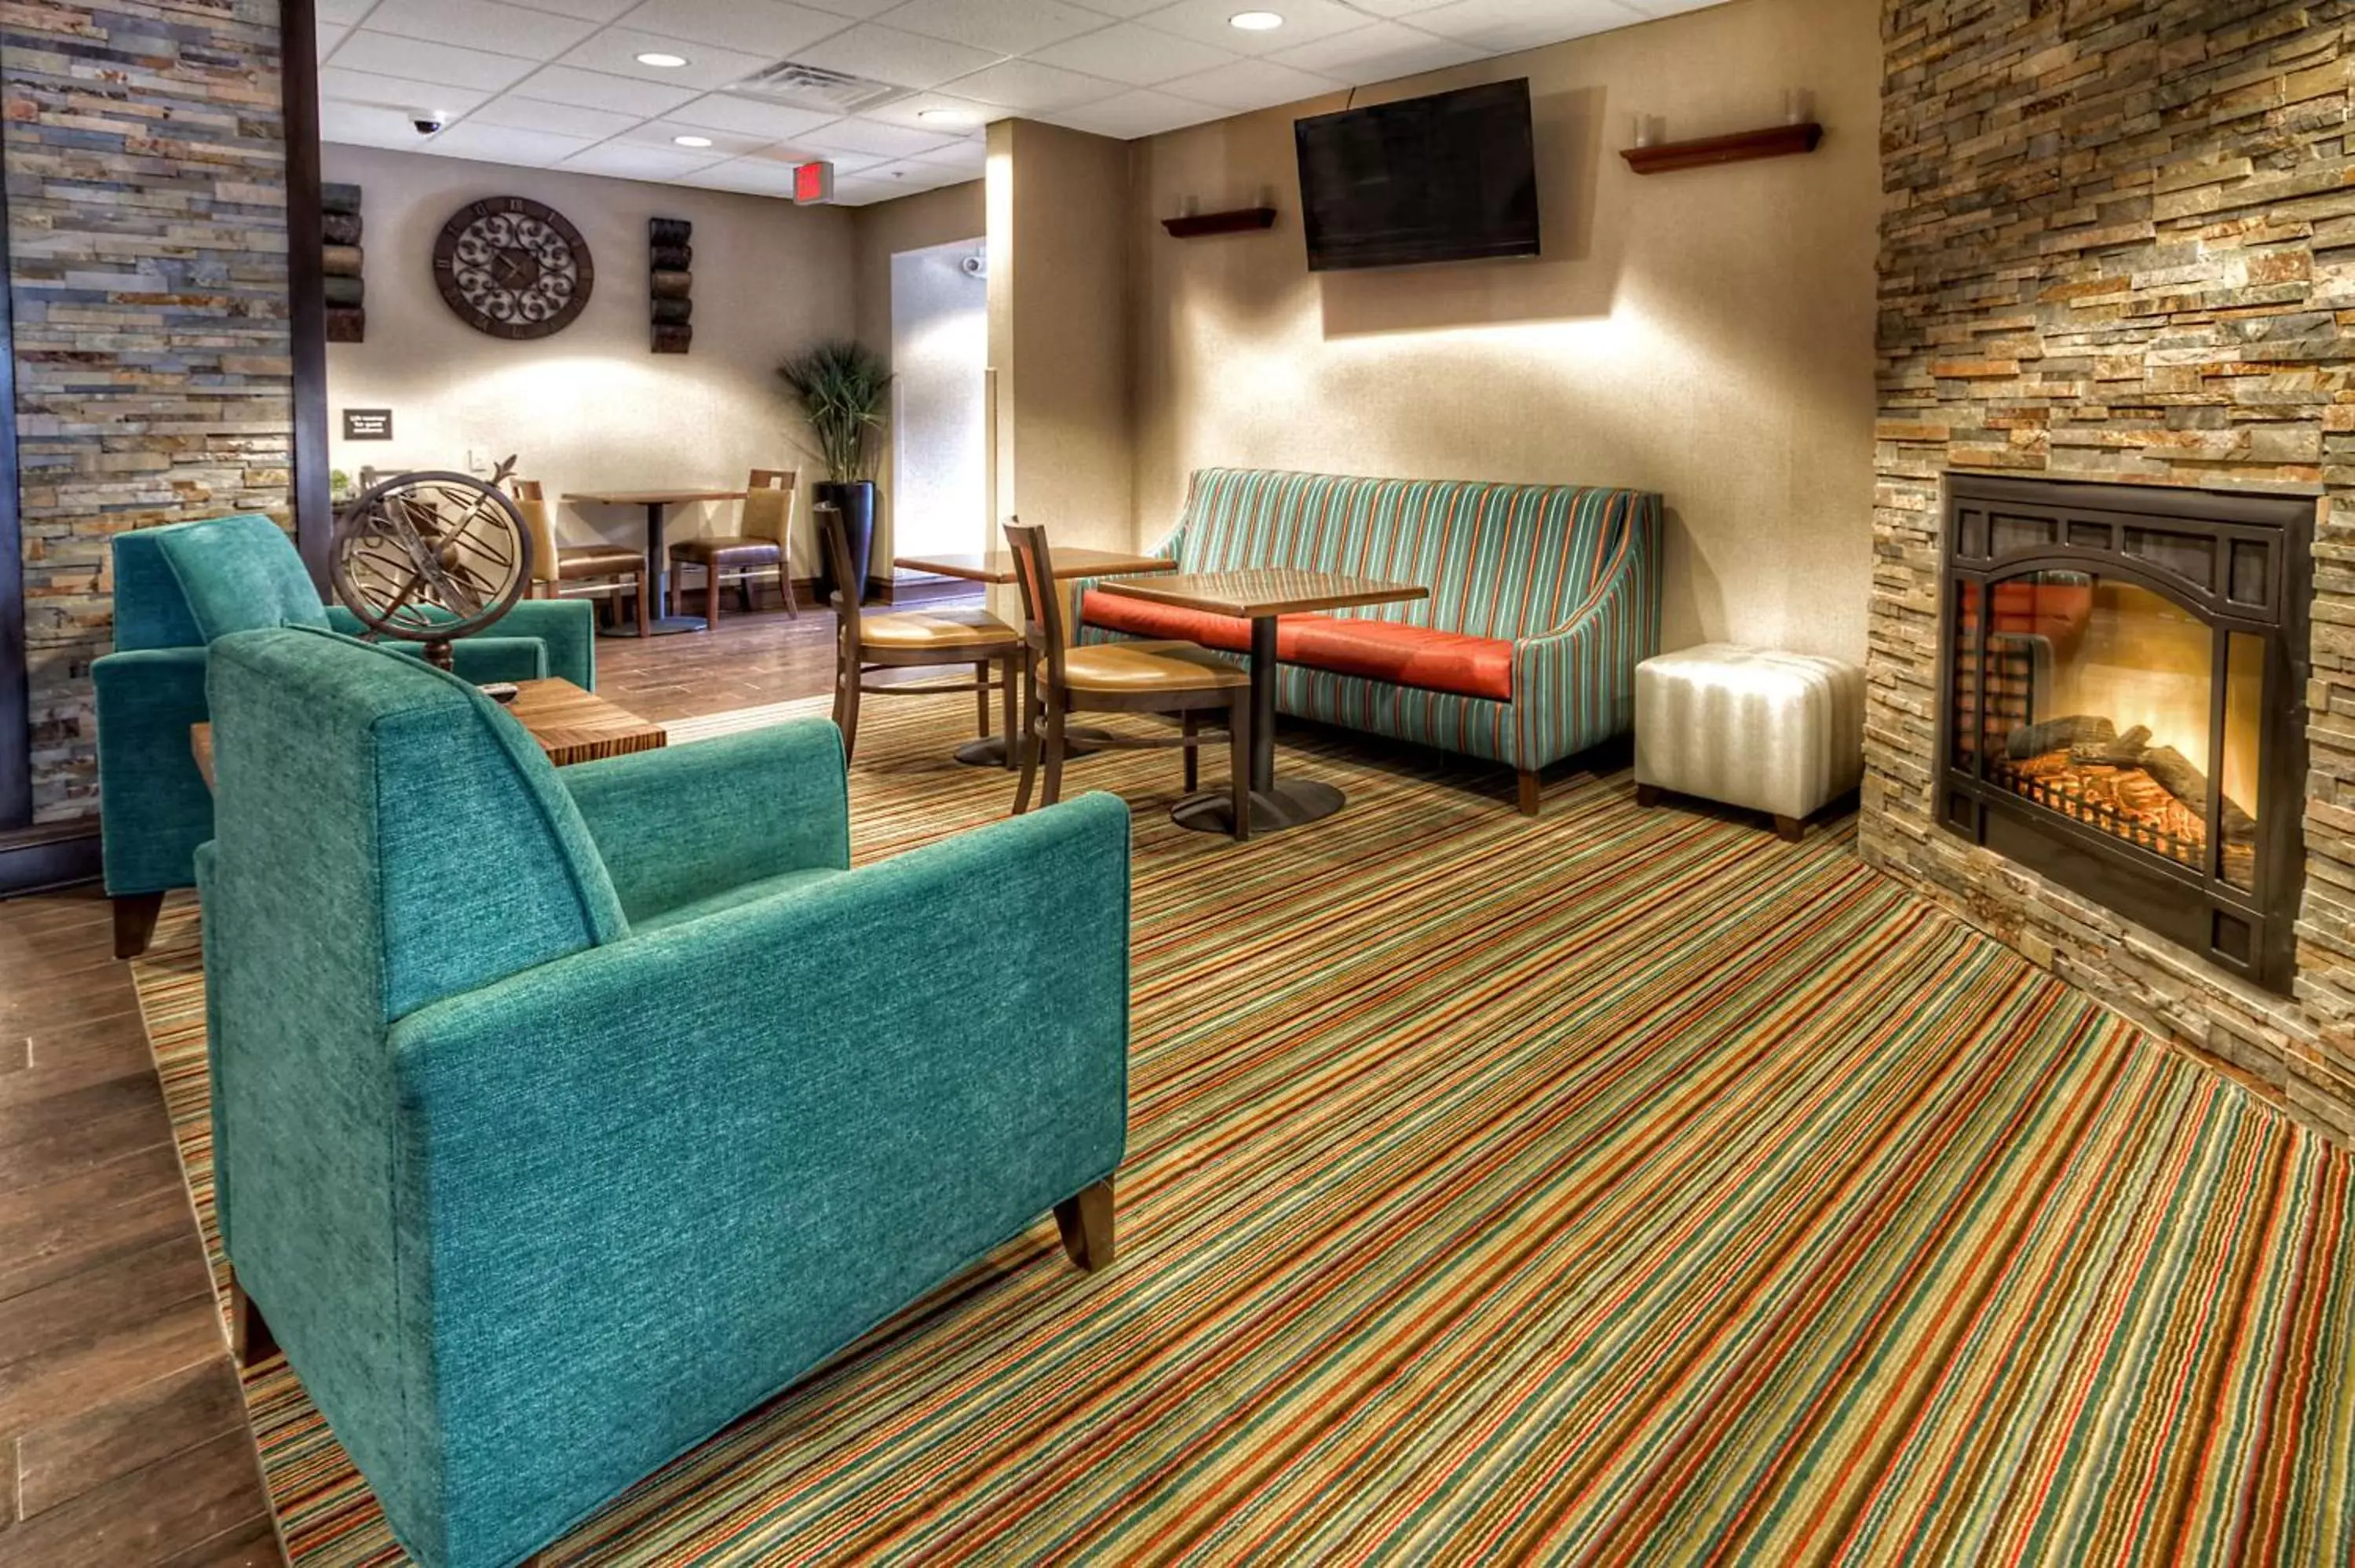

{"left": 650, "top": 217, "right": 692, "bottom": 353}
{"left": 323, "top": 183, "right": 364, "bottom": 341}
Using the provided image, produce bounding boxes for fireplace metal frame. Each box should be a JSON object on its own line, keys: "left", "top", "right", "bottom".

{"left": 1934, "top": 473, "right": 2314, "bottom": 994}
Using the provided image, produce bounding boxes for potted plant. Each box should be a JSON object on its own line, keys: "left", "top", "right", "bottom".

{"left": 778, "top": 341, "right": 893, "bottom": 603}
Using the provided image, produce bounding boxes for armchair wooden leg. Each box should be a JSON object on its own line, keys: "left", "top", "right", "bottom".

{"left": 1229, "top": 695, "right": 1251, "bottom": 843}
{"left": 228, "top": 1272, "right": 277, "bottom": 1366}
{"left": 1053, "top": 1180, "right": 1115, "bottom": 1272}
{"left": 113, "top": 892, "right": 165, "bottom": 960}
{"left": 1516, "top": 768, "right": 1542, "bottom": 818}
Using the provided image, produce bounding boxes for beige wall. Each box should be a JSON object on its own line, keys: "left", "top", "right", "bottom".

{"left": 1126, "top": 0, "right": 1879, "bottom": 662}
{"left": 849, "top": 181, "right": 984, "bottom": 567}
{"left": 991, "top": 119, "right": 1135, "bottom": 585}
{"left": 323, "top": 144, "right": 856, "bottom": 581}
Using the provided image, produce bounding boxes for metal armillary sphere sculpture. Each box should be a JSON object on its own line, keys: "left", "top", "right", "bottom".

{"left": 330, "top": 459, "right": 532, "bottom": 673}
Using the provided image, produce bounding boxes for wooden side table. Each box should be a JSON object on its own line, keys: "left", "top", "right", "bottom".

{"left": 192, "top": 678, "right": 663, "bottom": 787}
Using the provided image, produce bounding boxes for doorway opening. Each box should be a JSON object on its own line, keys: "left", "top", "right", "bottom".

{"left": 889, "top": 239, "right": 988, "bottom": 567}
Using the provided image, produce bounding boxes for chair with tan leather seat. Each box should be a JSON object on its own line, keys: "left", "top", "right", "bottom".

{"left": 1005, "top": 520, "right": 1251, "bottom": 841}
{"left": 514, "top": 479, "right": 650, "bottom": 638}
{"left": 670, "top": 468, "right": 801, "bottom": 627}
{"left": 820, "top": 502, "right": 1021, "bottom": 767}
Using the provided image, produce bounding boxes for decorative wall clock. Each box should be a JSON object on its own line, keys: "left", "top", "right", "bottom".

{"left": 433, "top": 197, "right": 593, "bottom": 340}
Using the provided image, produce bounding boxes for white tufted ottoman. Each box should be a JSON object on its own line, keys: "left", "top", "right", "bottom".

{"left": 1634, "top": 644, "right": 1865, "bottom": 841}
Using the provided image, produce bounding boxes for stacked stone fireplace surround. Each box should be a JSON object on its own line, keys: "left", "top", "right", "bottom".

{"left": 1871, "top": 1, "right": 2355, "bottom": 1145}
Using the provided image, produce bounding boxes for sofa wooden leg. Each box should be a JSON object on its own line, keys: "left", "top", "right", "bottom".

{"left": 1635, "top": 784, "right": 1662, "bottom": 808}
{"left": 1515, "top": 768, "right": 1542, "bottom": 818}
{"left": 1774, "top": 814, "right": 1806, "bottom": 844}
{"left": 1053, "top": 1180, "right": 1115, "bottom": 1273}
{"left": 112, "top": 892, "right": 165, "bottom": 960}
{"left": 229, "top": 1273, "right": 277, "bottom": 1367}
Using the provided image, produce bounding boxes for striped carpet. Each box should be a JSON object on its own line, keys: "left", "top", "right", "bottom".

{"left": 132, "top": 697, "right": 2355, "bottom": 1565}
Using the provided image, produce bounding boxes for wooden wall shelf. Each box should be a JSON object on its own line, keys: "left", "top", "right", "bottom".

{"left": 1162, "top": 206, "right": 1277, "bottom": 238}
{"left": 1620, "top": 122, "right": 1821, "bottom": 175}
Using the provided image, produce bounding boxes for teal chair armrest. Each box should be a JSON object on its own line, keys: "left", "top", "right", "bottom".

{"left": 560, "top": 720, "right": 850, "bottom": 924}
{"left": 495, "top": 599, "right": 597, "bottom": 689}
{"left": 446, "top": 637, "right": 548, "bottom": 684}
{"left": 93, "top": 647, "right": 214, "bottom": 896}
{"left": 383, "top": 792, "right": 1130, "bottom": 1568}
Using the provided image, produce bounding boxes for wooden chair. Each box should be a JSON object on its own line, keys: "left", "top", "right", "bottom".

{"left": 1004, "top": 520, "right": 1251, "bottom": 841}
{"left": 820, "top": 502, "right": 1021, "bottom": 767}
{"left": 513, "top": 479, "right": 650, "bottom": 638}
{"left": 669, "top": 468, "right": 801, "bottom": 627}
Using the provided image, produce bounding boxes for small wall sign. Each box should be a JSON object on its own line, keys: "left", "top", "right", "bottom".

{"left": 343, "top": 408, "right": 393, "bottom": 440}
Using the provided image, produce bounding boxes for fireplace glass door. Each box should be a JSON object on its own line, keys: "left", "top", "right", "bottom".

{"left": 1956, "top": 571, "right": 2261, "bottom": 892}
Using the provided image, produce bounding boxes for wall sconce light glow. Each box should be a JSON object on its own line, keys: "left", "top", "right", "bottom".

{"left": 1229, "top": 10, "right": 1283, "bottom": 29}
{"left": 635, "top": 51, "right": 689, "bottom": 67}
{"left": 673, "top": 134, "right": 714, "bottom": 148}
{"left": 918, "top": 108, "right": 978, "bottom": 126}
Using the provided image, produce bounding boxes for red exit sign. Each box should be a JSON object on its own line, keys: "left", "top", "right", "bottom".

{"left": 794, "top": 161, "right": 834, "bottom": 205}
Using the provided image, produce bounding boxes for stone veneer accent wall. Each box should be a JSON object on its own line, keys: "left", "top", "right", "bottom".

{"left": 5, "top": 0, "right": 294, "bottom": 823}
{"left": 1870, "top": 1, "right": 2355, "bottom": 1144}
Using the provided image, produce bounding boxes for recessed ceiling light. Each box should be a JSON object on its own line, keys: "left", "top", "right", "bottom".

{"left": 674, "top": 134, "right": 714, "bottom": 148}
{"left": 918, "top": 108, "right": 977, "bottom": 125}
{"left": 1229, "top": 10, "right": 1283, "bottom": 29}
{"left": 635, "top": 51, "right": 689, "bottom": 67}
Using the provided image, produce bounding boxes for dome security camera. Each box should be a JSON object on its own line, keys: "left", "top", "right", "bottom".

{"left": 960, "top": 252, "right": 987, "bottom": 279}
{"left": 412, "top": 113, "right": 446, "bottom": 136}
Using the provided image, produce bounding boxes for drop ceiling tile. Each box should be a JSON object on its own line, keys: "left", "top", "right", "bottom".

{"left": 495, "top": 0, "right": 638, "bottom": 17}
{"left": 612, "top": 0, "right": 854, "bottom": 59}
{"left": 797, "top": 116, "right": 958, "bottom": 156}
{"left": 801, "top": 0, "right": 903, "bottom": 17}
{"left": 907, "top": 137, "right": 988, "bottom": 170}
{"left": 560, "top": 28, "right": 774, "bottom": 89}
{"left": 509, "top": 63, "right": 701, "bottom": 116}
{"left": 330, "top": 31, "right": 541, "bottom": 92}
{"left": 792, "top": 24, "right": 1000, "bottom": 89}
{"left": 319, "top": 65, "right": 494, "bottom": 115}
{"left": 321, "top": 100, "right": 438, "bottom": 148}
{"left": 425, "top": 122, "right": 601, "bottom": 166}
{"left": 872, "top": 0, "right": 1107, "bottom": 56}
{"left": 941, "top": 58, "right": 1121, "bottom": 112}
{"left": 666, "top": 94, "right": 840, "bottom": 140}
{"left": 620, "top": 119, "right": 777, "bottom": 157}
{"left": 319, "top": 22, "right": 347, "bottom": 58}
{"left": 685, "top": 158, "right": 809, "bottom": 195}
{"left": 361, "top": 0, "right": 601, "bottom": 60}
{"left": 856, "top": 158, "right": 971, "bottom": 195}
{"left": 1268, "top": 20, "right": 1482, "bottom": 79}
{"left": 560, "top": 140, "right": 728, "bottom": 179}
{"left": 469, "top": 93, "right": 644, "bottom": 139}
{"left": 319, "top": 0, "right": 376, "bottom": 21}
{"left": 1410, "top": 0, "right": 1644, "bottom": 49}
{"left": 772, "top": 146, "right": 887, "bottom": 172}
{"left": 1158, "top": 56, "right": 1339, "bottom": 111}
{"left": 856, "top": 90, "right": 996, "bottom": 132}
{"left": 1068, "top": 0, "right": 1163, "bottom": 15}
{"left": 1619, "top": 0, "right": 1732, "bottom": 13}
{"left": 1037, "top": 86, "right": 1214, "bottom": 138}
{"left": 1028, "top": 20, "right": 1237, "bottom": 86}
{"left": 1135, "top": 0, "right": 1370, "bottom": 56}
{"left": 1333, "top": 0, "right": 1462, "bottom": 15}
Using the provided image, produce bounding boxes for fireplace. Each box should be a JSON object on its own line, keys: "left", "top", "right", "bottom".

{"left": 1936, "top": 476, "right": 2312, "bottom": 994}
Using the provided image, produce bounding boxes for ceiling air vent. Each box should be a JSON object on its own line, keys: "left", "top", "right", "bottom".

{"left": 728, "top": 60, "right": 904, "bottom": 115}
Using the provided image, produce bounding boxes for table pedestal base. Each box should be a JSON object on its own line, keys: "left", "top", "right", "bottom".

{"left": 954, "top": 727, "right": 1115, "bottom": 768}
{"left": 1170, "top": 779, "right": 1343, "bottom": 835}
{"left": 600, "top": 614, "right": 706, "bottom": 638}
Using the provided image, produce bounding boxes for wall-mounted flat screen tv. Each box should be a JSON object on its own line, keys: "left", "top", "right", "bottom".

{"left": 1294, "top": 79, "right": 1539, "bottom": 273}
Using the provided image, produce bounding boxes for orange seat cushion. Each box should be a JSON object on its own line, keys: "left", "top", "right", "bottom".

{"left": 1288, "top": 618, "right": 1515, "bottom": 702}
{"left": 1080, "top": 589, "right": 1513, "bottom": 702}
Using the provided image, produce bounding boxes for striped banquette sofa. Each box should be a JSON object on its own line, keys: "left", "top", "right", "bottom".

{"left": 1079, "top": 468, "right": 1662, "bottom": 815}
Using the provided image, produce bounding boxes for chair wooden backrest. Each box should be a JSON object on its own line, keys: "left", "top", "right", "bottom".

{"left": 507, "top": 478, "right": 560, "bottom": 585}
{"left": 743, "top": 469, "right": 796, "bottom": 546}
{"left": 816, "top": 502, "right": 861, "bottom": 643}
{"left": 1002, "top": 520, "right": 1066, "bottom": 691}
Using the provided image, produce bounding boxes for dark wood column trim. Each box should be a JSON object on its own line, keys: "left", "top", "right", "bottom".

{"left": 0, "top": 118, "right": 29, "bottom": 832}
{"left": 283, "top": 0, "right": 331, "bottom": 587}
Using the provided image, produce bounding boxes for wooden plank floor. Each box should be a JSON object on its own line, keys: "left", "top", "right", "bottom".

{"left": 0, "top": 600, "right": 956, "bottom": 1566}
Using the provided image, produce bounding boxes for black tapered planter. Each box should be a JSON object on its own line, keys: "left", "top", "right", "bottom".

{"left": 815, "top": 480, "right": 876, "bottom": 604}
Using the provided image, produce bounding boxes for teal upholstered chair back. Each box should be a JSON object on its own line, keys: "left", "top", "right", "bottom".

{"left": 112, "top": 513, "right": 329, "bottom": 648}
{"left": 1168, "top": 469, "right": 1648, "bottom": 640}
{"left": 207, "top": 625, "right": 626, "bottom": 1025}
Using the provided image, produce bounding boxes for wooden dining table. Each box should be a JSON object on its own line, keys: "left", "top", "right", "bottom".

{"left": 893, "top": 545, "right": 1178, "bottom": 766}
{"left": 1095, "top": 568, "right": 1428, "bottom": 834}
{"left": 563, "top": 488, "right": 746, "bottom": 637}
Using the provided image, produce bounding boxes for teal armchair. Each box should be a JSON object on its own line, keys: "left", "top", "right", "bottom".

{"left": 201, "top": 626, "right": 1130, "bottom": 1568}
{"left": 93, "top": 513, "right": 595, "bottom": 957}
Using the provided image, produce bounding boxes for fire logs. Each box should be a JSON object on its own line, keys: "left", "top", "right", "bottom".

{"left": 2003, "top": 713, "right": 2255, "bottom": 844}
